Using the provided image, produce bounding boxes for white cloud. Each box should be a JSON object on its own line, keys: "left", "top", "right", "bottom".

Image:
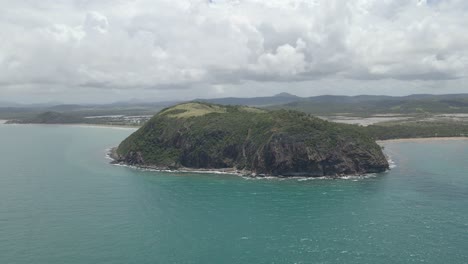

{"left": 84, "top": 11, "right": 108, "bottom": 33}
{"left": 0, "top": 0, "right": 467, "bottom": 102}
{"left": 251, "top": 39, "right": 306, "bottom": 77}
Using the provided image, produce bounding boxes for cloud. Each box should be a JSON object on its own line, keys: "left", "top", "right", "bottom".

{"left": 84, "top": 11, "right": 108, "bottom": 33}
{"left": 250, "top": 39, "right": 306, "bottom": 77}
{"left": 0, "top": 0, "right": 467, "bottom": 102}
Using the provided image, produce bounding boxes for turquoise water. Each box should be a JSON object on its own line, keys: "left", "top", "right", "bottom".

{"left": 0, "top": 125, "right": 467, "bottom": 264}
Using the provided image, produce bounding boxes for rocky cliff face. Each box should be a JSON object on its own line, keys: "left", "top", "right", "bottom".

{"left": 113, "top": 102, "right": 389, "bottom": 177}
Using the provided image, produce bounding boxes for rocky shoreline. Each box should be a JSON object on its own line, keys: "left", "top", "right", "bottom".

{"left": 108, "top": 147, "right": 386, "bottom": 178}
{"left": 109, "top": 147, "right": 270, "bottom": 177}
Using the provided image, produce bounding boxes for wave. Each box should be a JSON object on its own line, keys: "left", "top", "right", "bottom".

{"left": 386, "top": 155, "right": 397, "bottom": 169}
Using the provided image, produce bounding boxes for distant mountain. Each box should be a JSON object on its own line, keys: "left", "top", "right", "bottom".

{"left": 273, "top": 92, "right": 299, "bottom": 98}
{"left": 0, "top": 100, "right": 178, "bottom": 120}
{"left": 3, "top": 93, "right": 468, "bottom": 121}
{"left": 47, "top": 104, "right": 92, "bottom": 112}
{"left": 7, "top": 111, "right": 85, "bottom": 124}
{"left": 192, "top": 93, "right": 468, "bottom": 115}
{"left": 197, "top": 93, "right": 301, "bottom": 106}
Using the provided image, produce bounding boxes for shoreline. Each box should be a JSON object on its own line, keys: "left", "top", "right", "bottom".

{"left": 377, "top": 137, "right": 468, "bottom": 143}
{"left": 107, "top": 148, "right": 257, "bottom": 177}
{"left": 107, "top": 148, "right": 384, "bottom": 179}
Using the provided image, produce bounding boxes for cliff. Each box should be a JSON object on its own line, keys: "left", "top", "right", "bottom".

{"left": 113, "top": 102, "right": 389, "bottom": 177}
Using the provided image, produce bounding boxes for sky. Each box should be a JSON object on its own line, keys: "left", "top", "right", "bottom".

{"left": 0, "top": 0, "right": 467, "bottom": 104}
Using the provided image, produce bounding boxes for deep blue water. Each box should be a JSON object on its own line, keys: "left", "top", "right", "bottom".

{"left": 0, "top": 124, "right": 467, "bottom": 264}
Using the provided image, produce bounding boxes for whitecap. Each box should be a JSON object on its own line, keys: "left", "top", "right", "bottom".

{"left": 388, "top": 158, "right": 397, "bottom": 169}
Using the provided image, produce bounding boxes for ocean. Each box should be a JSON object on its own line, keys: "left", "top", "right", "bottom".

{"left": 0, "top": 124, "right": 467, "bottom": 263}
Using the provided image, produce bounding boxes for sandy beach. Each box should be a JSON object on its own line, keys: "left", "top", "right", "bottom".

{"left": 377, "top": 137, "right": 468, "bottom": 143}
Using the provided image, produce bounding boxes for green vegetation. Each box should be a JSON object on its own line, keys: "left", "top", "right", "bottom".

{"left": 115, "top": 102, "right": 388, "bottom": 176}
{"left": 7, "top": 111, "right": 85, "bottom": 124}
{"left": 160, "top": 102, "right": 227, "bottom": 118}
{"left": 267, "top": 94, "right": 468, "bottom": 116}
{"left": 364, "top": 121, "right": 468, "bottom": 140}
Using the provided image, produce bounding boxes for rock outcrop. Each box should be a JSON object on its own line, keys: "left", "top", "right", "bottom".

{"left": 113, "top": 102, "right": 389, "bottom": 177}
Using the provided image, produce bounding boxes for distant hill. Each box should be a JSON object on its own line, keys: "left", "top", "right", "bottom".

{"left": 112, "top": 102, "right": 388, "bottom": 177}
{"left": 3, "top": 93, "right": 468, "bottom": 121}
{"left": 194, "top": 93, "right": 468, "bottom": 115}
{"left": 0, "top": 101, "right": 177, "bottom": 120}
{"left": 197, "top": 92, "right": 300, "bottom": 106}
{"left": 7, "top": 111, "right": 85, "bottom": 124}
{"left": 268, "top": 94, "right": 468, "bottom": 116}
{"left": 273, "top": 92, "right": 299, "bottom": 98}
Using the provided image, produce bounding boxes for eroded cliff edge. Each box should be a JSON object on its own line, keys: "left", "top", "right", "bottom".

{"left": 111, "top": 102, "right": 389, "bottom": 177}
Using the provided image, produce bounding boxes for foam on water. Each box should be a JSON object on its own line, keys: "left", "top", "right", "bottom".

{"left": 388, "top": 157, "right": 397, "bottom": 169}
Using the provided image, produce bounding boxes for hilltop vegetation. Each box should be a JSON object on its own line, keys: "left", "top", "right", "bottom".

{"left": 113, "top": 102, "right": 388, "bottom": 177}
{"left": 160, "top": 103, "right": 228, "bottom": 118}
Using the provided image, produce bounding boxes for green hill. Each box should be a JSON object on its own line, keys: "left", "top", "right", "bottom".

{"left": 113, "top": 102, "right": 388, "bottom": 177}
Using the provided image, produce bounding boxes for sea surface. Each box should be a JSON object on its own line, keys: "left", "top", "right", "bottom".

{"left": 0, "top": 124, "right": 467, "bottom": 264}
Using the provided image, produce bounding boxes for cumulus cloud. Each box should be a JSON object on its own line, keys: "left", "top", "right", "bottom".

{"left": 0, "top": 0, "right": 467, "bottom": 102}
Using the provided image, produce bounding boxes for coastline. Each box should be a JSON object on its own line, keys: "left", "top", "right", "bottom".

{"left": 377, "top": 137, "right": 468, "bottom": 143}
{"left": 108, "top": 137, "right": 468, "bottom": 178}
{"left": 107, "top": 148, "right": 382, "bottom": 179}
{"left": 107, "top": 148, "right": 252, "bottom": 176}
